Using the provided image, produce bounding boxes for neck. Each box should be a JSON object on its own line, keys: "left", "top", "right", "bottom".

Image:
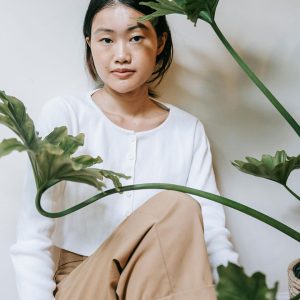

{"left": 94, "top": 85, "right": 152, "bottom": 117}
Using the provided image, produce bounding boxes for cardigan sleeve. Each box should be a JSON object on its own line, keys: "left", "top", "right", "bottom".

{"left": 10, "top": 97, "right": 72, "bottom": 300}
{"left": 10, "top": 168, "right": 57, "bottom": 300}
{"left": 186, "top": 121, "right": 239, "bottom": 282}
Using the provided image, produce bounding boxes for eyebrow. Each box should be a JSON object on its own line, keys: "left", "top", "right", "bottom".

{"left": 93, "top": 23, "right": 149, "bottom": 35}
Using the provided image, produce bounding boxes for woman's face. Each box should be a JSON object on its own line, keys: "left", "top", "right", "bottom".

{"left": 87, "top": 4, "right": 166, "bottom": 94}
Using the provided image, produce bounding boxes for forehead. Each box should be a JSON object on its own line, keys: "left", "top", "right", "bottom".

{"left": 91, "top": 4, "right": 155, "bottom": 34}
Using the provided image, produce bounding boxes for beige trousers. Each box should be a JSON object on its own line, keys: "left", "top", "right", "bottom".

{"left": 54, "top": 191, "right": 216, "bottom": 300}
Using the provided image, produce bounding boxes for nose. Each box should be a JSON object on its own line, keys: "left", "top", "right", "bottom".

{"left": 114, "top": 41, "right": 131, "bottom": 64}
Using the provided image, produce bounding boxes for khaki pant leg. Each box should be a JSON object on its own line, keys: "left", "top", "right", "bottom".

{"left": 55, "top": 190, "right": 216, "bottom": 300}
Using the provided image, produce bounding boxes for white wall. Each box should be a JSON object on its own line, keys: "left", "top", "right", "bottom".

{"left": 0, "top": 0, "right": 299, "bottom": 299}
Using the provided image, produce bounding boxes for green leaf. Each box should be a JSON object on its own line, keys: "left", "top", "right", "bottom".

{"left": 56, "top": 167, "right": 130, "bottom": 191}
{"left": 72, "top": 155, "right": 103, "bottom": 168}
{"left": 56, "top": 168, "right": 107, "bottom": 190}
{"left": 139, "top": 0, "right": 184, "bottom": 22}
{"left": 142, "top": 0, "right": 183, "bottom": 13}
{"left": 38, "top": 142, "right": 64, "bottom": 156}
{"left": 100, "top": 169, "right": 131, "bottom": 191}
{"left": 44, "top": 126, "right": 68, "bottom": 144}
{"left": 0, "top": 90, "right": 129, "bottom": 196}
{"left": 58, "top": 133, "right": 84, "bottom": 155}
{"left": 291, "top": 293, "right": 300, "bottom": 300}
{"left": 0, "top": 90, "right": 37, "bottom": 146}
{"left": 0, "top": 115, "right": 16, "bottom": 131}
{"left": 140, "top": 0, "right": 219, "bottom": 25}
{"left": 0, "top": 138, "right": 27, "bottom": 158}
{"left": 216, "top": 263, "right": 278, "bottom": 300}
{"left": 0, "top": 103, "right": 9, "bottom": 114}
{"left": 232, "top": 150, "right": 300, "bottom": 185}
{"left": 33, "top": 146, "right": 91, "bottom": 186}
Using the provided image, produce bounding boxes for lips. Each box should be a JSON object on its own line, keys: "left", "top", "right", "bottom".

{"left": 111, "top": 68, "right": 135, "bottom": 79}
{"left": 112, "top": 68, "right": 134, "bottom": 73}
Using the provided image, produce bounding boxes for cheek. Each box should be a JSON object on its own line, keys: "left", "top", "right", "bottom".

{"left": 92, "top": 49, "right": 104, "bottom": 64}
{"left": 136, "top": 44, "right": 158, "bottom": 68}
{"left": 91, "top": 49, "right": 109, "bottom": 74}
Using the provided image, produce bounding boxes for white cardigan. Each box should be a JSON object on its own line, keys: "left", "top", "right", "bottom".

{"left": 10, "top": 89, "right": 238, "bottom": 300}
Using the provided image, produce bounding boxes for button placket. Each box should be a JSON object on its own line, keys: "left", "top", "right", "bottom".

{"left": 124, "top": 133, "right": 137, "bottom": 216}
{"left": 128, "top": 135, "right": 136, "bottom": 161}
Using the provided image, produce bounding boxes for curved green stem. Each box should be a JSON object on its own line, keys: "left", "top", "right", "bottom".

{"left": 210, "top": 20, "right": 300, "bottom": 137}
{"left": 36, "top": 183, "right": 300, "bottom": 242}
{"left": 284, "top": 184, "right": 300, "bottom": 201}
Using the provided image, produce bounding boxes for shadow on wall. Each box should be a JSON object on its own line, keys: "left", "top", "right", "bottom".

{"left": 157, "top": 40, "right": 293, "bottom": 144}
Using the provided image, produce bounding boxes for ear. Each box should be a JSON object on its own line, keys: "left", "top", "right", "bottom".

{"left": 157, "top": 32, "right": 167, "bottom": 56}
{"left": 86, "top": 37, "right": 91, "bottom": 47}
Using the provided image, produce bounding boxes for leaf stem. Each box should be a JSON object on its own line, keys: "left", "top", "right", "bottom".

{"left": 36, "top": 183, "right": 300, "bottom": 242}
{"left": 210, "top": 21, "right": 300, "bottom": 137}
{"left": 284, "top": 184, "right": 300, "bottom": 201}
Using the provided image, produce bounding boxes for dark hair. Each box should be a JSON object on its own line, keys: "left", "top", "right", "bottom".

{"left": 83, "top": 0, "right": 173, "bottom": 95}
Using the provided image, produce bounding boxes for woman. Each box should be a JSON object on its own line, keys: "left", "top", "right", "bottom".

{"left": 10, "top": 0, "right": 239, "bottom": 299}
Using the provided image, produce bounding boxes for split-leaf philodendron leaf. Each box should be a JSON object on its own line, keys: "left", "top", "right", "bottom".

{"left": 232, "top": 150, "right": 300, "bottom": 186}
{"left": 139, "top": 0, "right": 219, "bottom": 25}
{"left": 0, "top": 91, "right": 129, "bottom": 195}
{"left": 216, "top": 263, "right": 278, "bottom": 300}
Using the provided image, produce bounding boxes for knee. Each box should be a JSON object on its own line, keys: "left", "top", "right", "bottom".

{"left": 157, "top": 191, "right": 204, "bottom": 231}
{"left": 158, "top": 190, "right": 202, "bottom": 217}
{"left": 140, "top": 190, "right": 202, "bottom": 224}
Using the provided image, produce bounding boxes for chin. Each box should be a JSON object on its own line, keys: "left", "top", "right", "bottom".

{"left": 105, "top": 81, "right": 148, "bottom": 95}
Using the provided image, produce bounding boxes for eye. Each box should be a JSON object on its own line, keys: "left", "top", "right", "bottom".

{"left": 130, "top": 35, "right": 144, "bottom": 43}
{"left": 99, "top": 38, "right": 113, "bottom": 44}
